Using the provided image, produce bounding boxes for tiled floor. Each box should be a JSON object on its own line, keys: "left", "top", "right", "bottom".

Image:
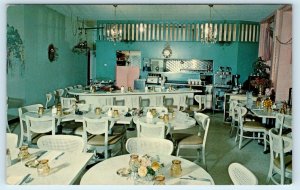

{"left": 8, "top": 112, "right": 278, "bottom": 185}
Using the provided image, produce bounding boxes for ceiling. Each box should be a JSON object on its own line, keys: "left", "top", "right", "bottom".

{"left": 47, "top": 4, "right": 283, "bottom": 26}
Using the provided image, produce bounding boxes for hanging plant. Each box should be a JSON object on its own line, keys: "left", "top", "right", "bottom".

{"left": 72, "top": 40, "right": 89, "bottom": 55}
{"left": 7, "top": 24, "right": 25, "bottom": 68}
{"left": 48, "top": 44, "right": 58, "bottom": 62}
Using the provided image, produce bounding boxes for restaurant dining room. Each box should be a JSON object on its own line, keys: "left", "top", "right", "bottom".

{"left": 2, "top": 1, "right": 297, "bottom": 189}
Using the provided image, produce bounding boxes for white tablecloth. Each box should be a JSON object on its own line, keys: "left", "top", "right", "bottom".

{"left": 133, "top": 110, "right": 196, "bottom": 134}
{"left": 7, "top": 148, "right": 93, "bottom": 185}
{"left": 80, "top": 154, "right": 214, "bottom": 185}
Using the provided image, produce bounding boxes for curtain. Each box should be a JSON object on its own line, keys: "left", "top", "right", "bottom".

{"left": 258, "top": 22, "right": 273, "bottom": 61}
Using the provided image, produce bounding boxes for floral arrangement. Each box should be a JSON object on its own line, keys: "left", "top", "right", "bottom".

{"left": 130, "top": 154, "right": 164, "bottom": 180}
{"left": 250, "top": 77, "right": 271, "bottom": 88}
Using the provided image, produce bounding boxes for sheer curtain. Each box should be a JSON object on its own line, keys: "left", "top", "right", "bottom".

{"left": 258, "top": 22, "right": 273, "bottom": 61}
{"left": 258, "top": 6, "right": 292, "bottom": 101}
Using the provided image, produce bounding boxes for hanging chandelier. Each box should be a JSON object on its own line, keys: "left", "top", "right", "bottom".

{"left": 201, "top": 4, "right": 217, "bottom": 44}
{"left": 107, "top": 5, "right": 122, "bottom": 43}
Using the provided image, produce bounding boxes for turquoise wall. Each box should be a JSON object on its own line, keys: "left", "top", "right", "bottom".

{"left": 7, "top": 5, "right": 87, "bottom": 113}
{"left": 237, "top": 42, "right": 259, "bottom": 83}
{"left": 96, "top": 41, "right": 240, "bottom": 81}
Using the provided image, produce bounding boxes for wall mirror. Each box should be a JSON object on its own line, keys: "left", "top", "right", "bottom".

{"left": 116, "top": 50, "right": 141, "bottom": 67}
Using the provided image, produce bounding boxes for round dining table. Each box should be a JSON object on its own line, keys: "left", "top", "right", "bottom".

{"left": 80, "top": 154, "right": 214, "bottom": 185}
{"left": 132, "top": 110, "right": 196, "bottom": 134}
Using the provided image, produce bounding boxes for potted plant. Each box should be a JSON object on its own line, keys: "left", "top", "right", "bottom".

{"left": 253, "top": 57, "right": 270, "bottom": 78}
{"left": 250, "top": 57, "right": 272, "bottom": 96}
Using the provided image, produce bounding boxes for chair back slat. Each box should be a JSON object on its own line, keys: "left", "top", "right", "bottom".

{"left": 37, "top": 135, "right": 84, "bottom": 152}
{"left": 126, "top": 137, "right": 173, "bottom": 155}
{"left": 228, "top": 162, "right": 258, "bottom": 185}
{"left": 82, "top": 117, "right": 108, "bottom": 135}
{"left": 25, "top": 115, "right": 55, "bottom": 134}
{"left": 137, "top": 121, "right": 165, "bottom": 139}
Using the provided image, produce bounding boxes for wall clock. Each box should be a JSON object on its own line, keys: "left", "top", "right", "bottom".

{"left": 162, "top": 44, "right": 172, "bottom": 58}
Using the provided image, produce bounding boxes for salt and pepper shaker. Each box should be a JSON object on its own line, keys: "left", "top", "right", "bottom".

{"left": 107, "top": 108, "right": 113, "bottom": 117}
{"left": 146, "top": 109, "right": 153, "bottom": 119}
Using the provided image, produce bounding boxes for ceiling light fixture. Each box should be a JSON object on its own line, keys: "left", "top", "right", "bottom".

{"left": 201, "top": 4, "right": 217, "bottom": 44}
{"left": 107, "top": 5, "right": 122, "bottom": 43}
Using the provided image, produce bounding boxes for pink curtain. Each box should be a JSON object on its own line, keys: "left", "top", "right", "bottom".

{"left": 115, "top": 66, "right": 140, "bottom": 89}
{"left": 258, "top": 22, "right": 273, "bottom": 61}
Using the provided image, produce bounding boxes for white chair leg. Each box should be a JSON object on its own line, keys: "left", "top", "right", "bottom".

{"left": 263, "top": 133, "right": 267, "bottom": 151}
{"left": 176, "top": 145, "right": 180, "bottom": 156}
{"left": 235, "top": 128, "right": 239, "bottom": 142}
{"left": 239, "top": 131, "right": 243, "bottom": 149}
{"left": 6, "top": 124, "right": 11, "bottom": 133}
{"left": 202, "top": 148, "right": 206, "bottom": 169}
{"left": 280, "top": 169, "right": 285, "bottom": 184}
{"left": 266, "top": 162, "right": 273, "bottom": 183}
{"left": 104, "top": 146, "right": 108, "bottom": 159}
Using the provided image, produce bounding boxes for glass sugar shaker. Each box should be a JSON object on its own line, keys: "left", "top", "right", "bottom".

{"left": 153, "top": 175, "right": 166, "bottom": 185}
{"left": 170, "top": 159, "right": 182, "bottom": 177}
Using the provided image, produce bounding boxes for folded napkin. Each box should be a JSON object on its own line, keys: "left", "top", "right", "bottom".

{"left": 39, "top": 151, "right": 64, "bottom": 162}
{"left": 7, "top": 175, "right": 28, "bottom": 185}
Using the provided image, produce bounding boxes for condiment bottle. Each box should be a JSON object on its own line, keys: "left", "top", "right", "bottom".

{"left": 129, "top": 154, "right": 140, "bottom": 173}
{"left": 170, "top": 160, "right": 182, "bottom": 177}
{"left": 107, "top": 108, "right": 113, "bottom": 117}
{"left": 153, "top": 175, "right": 166, "bottom": 185}
{"left": 37, "top": 159, "right": 50, "bottom": 176}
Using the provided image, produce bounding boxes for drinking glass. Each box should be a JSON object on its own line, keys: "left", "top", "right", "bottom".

{"left": 37, "top": 159, "right": 50, "bottom": 176}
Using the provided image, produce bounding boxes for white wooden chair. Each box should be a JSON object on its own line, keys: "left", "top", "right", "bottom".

{"left": 230, "top": 101, "right": 247, "bottom": 142}
{"left": 6, "top": 133, "right": 19, "bottom": 150}
{"left": 74, "top": 84, "right": 83, "bottom": 89}
{"left": 126, "top": 137, "right": 174, "bottom": 155}
{"left": 73, "top": 104, "right": 91, "bottom": 136}
{"left": 267, "top": 128, "right": 292, "bottom": 184}
{"left": 25, "top": 115, "right": 56, "bottom": 145}
{"left": 283, "top": 114, "right": 292, "bottom": 129}
{"left": 82, "top": 117, "right": 124, "bottom": 159}
{"left": 228, "top": 162, "right": 258, "bottom": 185}
{"left": 60, "top": 97, "right": 76, "bottom": 110}
{"left": 139, "top": 96, "right": 150, "bottom": 108}
{"left": 236, "top": 106, "right": 267, "bottom": 150}
{"left": 136, "top": 120, "right": 166, "bottom": 139}
{"left": 163, "top": 96, "right": 175, "bottom": 109}
{"left": 65, "top": 86, "right": 75, "bottom": 97}
{"left": 229, "top": 100, "right": 239, "bottom": 136}
{"left": 59, "top": 97, "right": 78, "bottom": 134}
{"left": 37, "top": 135, "right": 84, "bottom": 153}
{"left": 274, "top": 113, "right": 292, "bottom": 135}
{"left": 190, "top": 95, "right": 207, "bottom": 112}
{"left": 18, "top": 104, "right": 44, "bottom": 146}
{"left": 55, "top": 89, "right": 65, "bottom": 98}
{"left": 45, "top": 92, "right": 53, "bottom": 109}
{"left": 176, "top": 112, "right": 210, "bottom": 168}
{"left": 113, "top": 97, "right": 125, "bottom": 106}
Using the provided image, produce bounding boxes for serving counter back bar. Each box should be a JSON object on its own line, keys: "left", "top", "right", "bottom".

{"left": 69, "top": 88, "right": 200, "bottom": 109}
